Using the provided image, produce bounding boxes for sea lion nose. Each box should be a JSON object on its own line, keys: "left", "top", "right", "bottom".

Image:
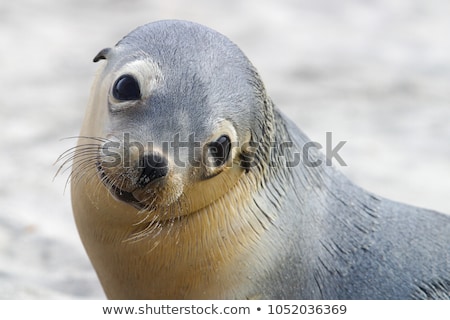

{"left": 137, "top": 153, "right": 169, "bottom": 187}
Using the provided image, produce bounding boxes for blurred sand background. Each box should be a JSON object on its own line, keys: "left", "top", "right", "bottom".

{"left": 0, "top": 0, "right": 449, "bottom": 299}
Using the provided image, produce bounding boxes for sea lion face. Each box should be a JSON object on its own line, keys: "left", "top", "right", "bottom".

{"left": 84, "top": 21, "right": 266, "bottom": 219}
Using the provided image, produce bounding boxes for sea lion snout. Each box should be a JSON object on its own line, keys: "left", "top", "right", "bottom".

{"left": 95, "top": 139, "right": 175, "bottom": 210}
{"left": 137, "top": 153, "right": 169, "bottom": 187}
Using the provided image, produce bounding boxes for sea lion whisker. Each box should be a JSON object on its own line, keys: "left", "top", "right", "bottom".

{"left": 60, "top": 158, "right": 98, "bottom": 191}
{"left": 70, "top": 164, "right": 99, "bottom": 190}
{"left": 54, "top": 146, "right": 99, "bottom": 180}
{"left": 57, "top": 151, "right": 99, "bottom": 177}
{"left": 56, "top": 143, "right": 102, "bottom": 161}
{"left": 59, "top": 135, "right": 112, "bottom": 143}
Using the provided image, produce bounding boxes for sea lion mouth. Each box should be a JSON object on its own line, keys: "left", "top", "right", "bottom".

{"left": 96, "top": 162, "right": 146, "bottom": 210}
{"left": 108, "top": 184, "right": 145, "bottom": 210}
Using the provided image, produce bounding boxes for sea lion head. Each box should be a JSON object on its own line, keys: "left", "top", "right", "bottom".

{"left": 77, "top": 20, "right": 272, "bottom": 221}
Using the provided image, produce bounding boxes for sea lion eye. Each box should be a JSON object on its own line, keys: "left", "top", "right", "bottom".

{"left": 208, "top": 135, "right": 231, "bottom": 167}
{"left": 112, "top": 75, "right": 141, "bottom": 101}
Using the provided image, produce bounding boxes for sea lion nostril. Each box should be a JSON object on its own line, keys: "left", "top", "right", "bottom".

{"left": 138, "top": 153, "right": 169, "bottom": 187}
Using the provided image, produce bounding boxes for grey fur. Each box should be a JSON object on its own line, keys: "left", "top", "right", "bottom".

{"left": 94, "top": 20, "right": 450, "bottom": 299}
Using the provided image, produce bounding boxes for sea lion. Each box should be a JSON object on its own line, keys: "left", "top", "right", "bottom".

{"left": 67, "top": 20, "right": 450, "bottom": 299}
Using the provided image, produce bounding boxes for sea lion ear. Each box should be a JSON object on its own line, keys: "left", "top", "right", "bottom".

{"left": 93, "top": 48, "right": 111, "bottom": 63}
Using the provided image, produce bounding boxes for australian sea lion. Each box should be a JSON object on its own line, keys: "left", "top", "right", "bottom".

{"left": 66, "top": 20, "right": 450, "bottom": 299}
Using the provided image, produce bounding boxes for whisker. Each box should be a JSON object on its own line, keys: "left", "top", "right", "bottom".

{"left": 55, "top": 143, "right": 101, "bottom": 164}
{"left": 71, "top": 158, "right": 98, "bottom": 181}
{"left": 55, "top": 135, "right": 110, "bottom": 165}
{"left": 55, "top": 141, "right": 103, "bottom": 175}
{"left": 54, "top": 137, "right": 106, "bottom": 188}
{"left": 56, "top": 150, "right": 99, "bottom": 178}
{"left": 58, "top": 135, "right": 111, "bottom": 143}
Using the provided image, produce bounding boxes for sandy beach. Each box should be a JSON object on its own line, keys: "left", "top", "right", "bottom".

{"left": 1, "top": 0, "right": 449, "bottom": 299}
